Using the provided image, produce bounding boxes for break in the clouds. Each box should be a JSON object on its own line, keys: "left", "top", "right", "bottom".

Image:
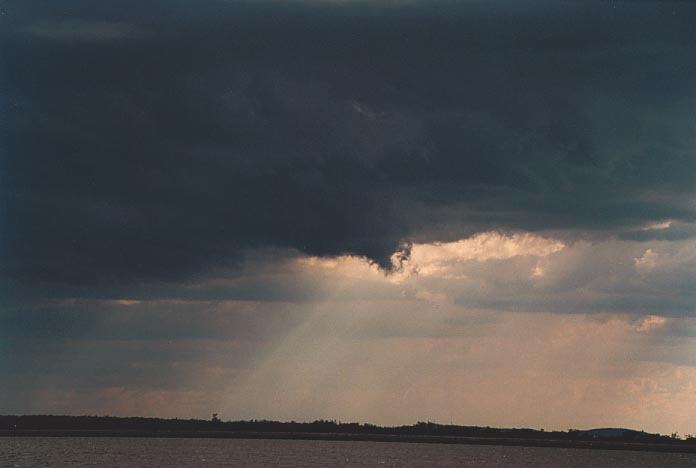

{"left": 2, "top": 0, "right": 696, "bottom": 434}
{"left": 4, "top": 234, "right": 696, "bottom": 433}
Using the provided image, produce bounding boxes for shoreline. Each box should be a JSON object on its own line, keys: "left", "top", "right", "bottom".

{"left": 3, "top": 430, "right": 696, "bottom": 454}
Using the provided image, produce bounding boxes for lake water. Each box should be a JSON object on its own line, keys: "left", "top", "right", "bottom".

{"left": 2, "top": 437, "right": 696, "bottom": 467}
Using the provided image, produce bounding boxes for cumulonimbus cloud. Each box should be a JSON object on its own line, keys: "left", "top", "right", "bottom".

{"left": 2, "top": 0, "right": 695, "bottom": 292}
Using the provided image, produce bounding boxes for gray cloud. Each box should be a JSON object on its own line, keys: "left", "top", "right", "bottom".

{"left": 17, "top": 20, "right": 145, "bottom": 41}
{"left": 2, "top": 0, "right": 696, "bottom": 295}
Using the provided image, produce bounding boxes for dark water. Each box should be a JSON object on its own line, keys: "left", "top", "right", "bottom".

{"left": 3, "top": 437, "right": 696, "bottom": 467}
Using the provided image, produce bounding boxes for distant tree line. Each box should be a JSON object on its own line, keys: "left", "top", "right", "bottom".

{"left": 1, "top": 415, "right": 691, "bottom": 445}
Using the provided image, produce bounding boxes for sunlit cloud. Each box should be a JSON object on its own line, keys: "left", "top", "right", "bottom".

{"left": 392, "top": 232, "right": 565, "bottom": 280}
{"left": 643, "top": 220, "right": 673, "bottom": 231}
{"left": 636, "top": 315, "right": 667, "bottom": 333}
{"left": 635, "top": 249, "right": 659, "bottom": 272}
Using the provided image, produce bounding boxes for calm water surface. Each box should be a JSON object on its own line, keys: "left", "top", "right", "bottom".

{"left": 2, "top": 437, "right": 696, "bottom": 467}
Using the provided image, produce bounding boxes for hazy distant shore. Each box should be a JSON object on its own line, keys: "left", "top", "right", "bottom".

{"left": 5, "top": 415, "right": 695, "bottom": 454}
{"left": 4, "top": 430, "right": 696, "bottom": 454}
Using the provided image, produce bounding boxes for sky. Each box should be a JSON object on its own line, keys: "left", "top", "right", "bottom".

{"left": 2, "top": 0, "right": 696, "bottom": 435}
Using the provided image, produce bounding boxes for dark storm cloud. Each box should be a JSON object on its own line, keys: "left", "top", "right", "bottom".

{"left": 2, "top": 0, "right": 696, "bottom": 292}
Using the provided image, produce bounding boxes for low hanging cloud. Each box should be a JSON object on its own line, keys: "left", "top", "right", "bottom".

{"left": 2, "top": 0, "right": 696, "bottom": 297}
